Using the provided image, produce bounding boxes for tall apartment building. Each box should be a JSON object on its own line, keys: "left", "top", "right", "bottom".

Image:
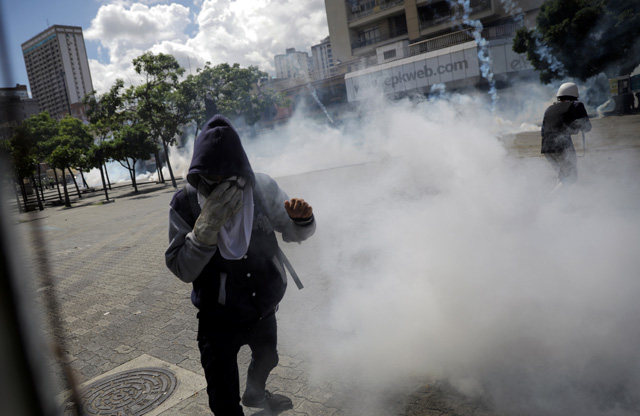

{"left": 326, "top": 0, "right": 541, "bottom": 66}
{"left": 311, "top": 37, "right": 336, "bottom": 80}
{"left": 21, "top": 25, "right": 94, "bottom": 119}
{"left": 323, "top": 0, "right": 544, "bottom": 101}
{"left": 274, "top": 48, "right": 312, "bottom": 80}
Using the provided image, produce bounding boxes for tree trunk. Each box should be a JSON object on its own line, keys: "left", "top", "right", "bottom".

{"left": 12, "top": 172, "right": 24, "bottom": 213}
{"left": 53, "top": 169, "right": 63, "bottom": 201}
{"left": 131, "top": 159, "right": 139, "bottom": 193}
{"left": 80, "top": 169, "right": 88, "bottom": 188}
{"left": 61, "top": 171, "right": 71, "bottom": 208}
{"left": 99, "top": 161, "right": 109, "bottom": 202}
{"left": 37, "top": 164, "right": 45, "bottom": 202}
{"left": 30, "top": 174, "right": 44, "bottom": 211}
{"left": 161, "top": 140, "right": 177, "bottom": 188}
{"left": 104, "top": 161, "right": 112, "bottom": 189}
{"left": 68, "top": 167, "right": 82, "bottom": 198}
{"left": 19, "top": 181, "right": 29, "bottom": 212}
{"left": 126, "top": 159, "right": 135, "bottom": 190}
{"left": 154, "top": 150, "right": 165, "bottom": 183}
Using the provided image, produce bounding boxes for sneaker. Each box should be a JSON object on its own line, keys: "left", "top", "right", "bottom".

{"left": 242, "top": 390, "right": 293, "bottom": 412}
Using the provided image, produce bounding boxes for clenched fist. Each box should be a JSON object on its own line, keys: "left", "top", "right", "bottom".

{"left": 284, "top": 198, "right": 313, "bottom": 220}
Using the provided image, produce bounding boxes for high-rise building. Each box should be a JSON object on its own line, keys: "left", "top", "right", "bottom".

{"left": 325, "top": 0, "right": 542, "bottom": 67}
{"left": 323, "top": 0, "right": 544, "bottom": 102}
{"left": 21, "top": 25, "right": 94, "bottom": 119}
{"left": 311, "top": 37, "right": 336, "bottom": 80}
{"left": 274, "top": 48, "right": 312, "bottom": 80}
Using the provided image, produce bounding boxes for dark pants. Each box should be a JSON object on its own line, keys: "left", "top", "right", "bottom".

{"left": 198, "top": 313, "right": 279, "bottom": 415}
{"left": 545, "top": 146, "right": 577, "bottom": 185}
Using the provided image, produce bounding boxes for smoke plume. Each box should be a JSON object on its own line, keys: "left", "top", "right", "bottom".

{"left": 242, "top": 85, "right": 640, "bottom": 415}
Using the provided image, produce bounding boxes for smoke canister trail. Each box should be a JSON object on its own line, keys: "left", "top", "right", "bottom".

{"left": 455, "top": 0, "right": 498, "bottom": 111}
{"left": 533, "top": 32, "right": 565, "bottom": 77}
{"left": 308, "top": 84, "right": 335, "bottom": 124}
{"left": 499, "top": 0, "right": 524, "bottom": 23}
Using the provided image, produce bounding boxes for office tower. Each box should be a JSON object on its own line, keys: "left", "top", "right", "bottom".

{"left": 22, "top": 25, "right": 94, "bottom": 119}
{"left": 311, "top": 37, "right": 335, "bottom": 80}
{"left": 274, "top": 48, "right": 313, "bottom": 80}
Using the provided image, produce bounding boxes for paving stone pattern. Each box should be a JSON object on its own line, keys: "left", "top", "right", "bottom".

{"left": 14, "top": 113, "right": 640, "bottom": 416}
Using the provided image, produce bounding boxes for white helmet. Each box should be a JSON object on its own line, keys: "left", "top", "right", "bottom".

{"left": 557, "top": 82, "right": 579, "bottom": 99}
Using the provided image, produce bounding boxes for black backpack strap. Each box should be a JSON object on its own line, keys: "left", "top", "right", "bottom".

{"left": 253, "top": 179, "right": 305, "bottom": 290}
{"left": 276, "top": 247, "right": 304, "bottom": 290}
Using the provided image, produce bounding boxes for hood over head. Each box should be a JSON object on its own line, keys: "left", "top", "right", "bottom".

{"left": 187, "top": 114, "right": 255, "bottom": 189}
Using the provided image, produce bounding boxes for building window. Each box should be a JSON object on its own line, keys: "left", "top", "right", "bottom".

{"left": 383, "top": 50, "right": 397, "bottom": 60}
{"left": 356, "top": 26, "right": 380, "bottom": 47}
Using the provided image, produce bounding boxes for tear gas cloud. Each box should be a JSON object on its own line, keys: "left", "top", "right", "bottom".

{"left": 82, "top": 76, "right": 639, "bottom": 414}
{"left": 236, "top": 84, "right": 639, "bottom": 415}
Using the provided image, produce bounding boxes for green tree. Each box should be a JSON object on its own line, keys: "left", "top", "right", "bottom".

{"left": 131, "top": 52, "right": 200, "bottom": 189}
{"left": 6, "top": 112, "right": 60, "bottom": 210}
{"left": 63, "top": 116, "right": 94, "bottom": 190}
{"left": 108, "top": 123, "right": 158, "bottom": 193}
{"left": 196, "top": 62, "right": 287, "bottom": 131}
{"left": 43, "top": 117, "right": 92, "bottom": 207}
{"left": 513, "top": 0, "right": 640, "bottom": 83}
{"left": 83, "top": 80, "right": 129, "bottom": 200}
{"left": 2, "top": 124, "right": 40, "bottom": 211}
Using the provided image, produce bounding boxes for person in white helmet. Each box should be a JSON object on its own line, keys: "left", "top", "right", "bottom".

{"left": 541, "top": 82, "right": 592, "bottom": 189}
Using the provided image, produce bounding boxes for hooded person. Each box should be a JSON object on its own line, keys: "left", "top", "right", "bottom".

{"left": 165, "top": 114, "right": 316, "bottom": 415}
{"left": 541, "top": 82, "right": 592, "bottom": 192}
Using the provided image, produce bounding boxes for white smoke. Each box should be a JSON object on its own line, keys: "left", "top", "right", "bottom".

{"left": 499, "top": 0, "right": 524, "bottom": 23}
{"left": 454, "top": 0, "right": 498, "bottom": 110}
{"left": 241, "top": 87, "right": 640, "bottom": 415}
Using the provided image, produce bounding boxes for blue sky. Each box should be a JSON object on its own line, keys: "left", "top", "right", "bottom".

{"left": 1, "top": 0, "right": 328, "bottom": 94}
{"left": 1, "top": 0, "right": 102, "bottom": 88}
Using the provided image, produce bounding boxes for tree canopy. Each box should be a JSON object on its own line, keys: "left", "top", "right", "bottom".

{"left": 5, "top": 51, "right": 287, "bottom": 209}
{"left": 513, "top": 0, "right": 640, "bottom": 83}
{"left": 196, "top": 63, "right": 287, "bottom": 127}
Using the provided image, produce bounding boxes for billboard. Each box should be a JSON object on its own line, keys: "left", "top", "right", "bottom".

{"left": 345, "top": 39, "right": 533, "bottom": 102}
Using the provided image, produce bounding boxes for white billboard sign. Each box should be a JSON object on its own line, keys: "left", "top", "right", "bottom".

{"left": 345, "top": 39, "right": 532, "bottom": 102}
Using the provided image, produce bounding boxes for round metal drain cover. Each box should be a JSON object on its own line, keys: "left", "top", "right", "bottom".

{"left": 66, "top": 367, "right": 178, "bottom": 415}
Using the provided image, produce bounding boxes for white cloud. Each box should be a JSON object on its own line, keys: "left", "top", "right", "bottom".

{"left": 86, "top": 3, "right": 191, "bottom": 57}
{"left": 85, "top": 0, "right": 328, "bottom": 93}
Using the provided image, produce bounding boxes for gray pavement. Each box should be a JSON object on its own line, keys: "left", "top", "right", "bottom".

{"left": 11, "top": 113, "right": 640, "bottom": 416}
{"left": 15, "top": 176, "right": 423, "bottom": 416}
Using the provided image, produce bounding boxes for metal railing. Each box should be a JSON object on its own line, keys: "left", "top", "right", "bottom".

{"left": 418, "top": 0, "right": 492, "bottom": 30}
{"left": 419, "top": 12, "right": 454, "bottom": 30}
{"left": 481, "top": 23, "right": 519, "bottom": 39}
{"left": 352, "top": 27, "right": 409, "bottom": 50}
{"left": 348, "top": 0, "right": 405, "bottom": 22}
{"left": 408, "top": 22, "right": 521, "bottom": 56}
{"left": 469, "top": 0, "right": 492, "bottom": 15}
{"left": 408, "top": 30, "right": 474, "bottom": 55}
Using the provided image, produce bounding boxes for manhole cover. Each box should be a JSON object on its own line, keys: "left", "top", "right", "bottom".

{"left": 64, "top": 367, "right": 178, "bottom": 415}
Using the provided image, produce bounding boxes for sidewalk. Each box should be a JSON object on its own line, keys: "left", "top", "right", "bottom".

{"left": 14, "top": 113, "right": 640, "bottom": 416}
{"left": 18, "top": 177, "right": 416, "bottom": 416}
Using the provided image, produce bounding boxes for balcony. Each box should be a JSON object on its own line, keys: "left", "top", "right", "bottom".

{"left": 351, "top": 27, "right": 409, "bottom": 51}
{"left": 419, "top": 11, "right": 453, "bottom": 30}
{"left": 409, "top": 30, "right": 473, "bottom": 55}
{"left": 408, "top": 22, "right": 521, "bottom": 56}
{"left": 418, "top": 0, "right": 492, "bottom": 30}
{"left": 468, "top": 0, "right": 492, "bottom": 15}
{"left": 348, "top": 0, "right": 405, "bottom": 23}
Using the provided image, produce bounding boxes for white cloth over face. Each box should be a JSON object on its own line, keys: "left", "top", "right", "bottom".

{"left": 197, "top": 179, "right": 254, "bottom": 260}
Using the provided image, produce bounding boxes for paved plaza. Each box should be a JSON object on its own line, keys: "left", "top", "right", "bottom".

{"left": 10, "top": 113, "right": 640, "bottom": 415}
